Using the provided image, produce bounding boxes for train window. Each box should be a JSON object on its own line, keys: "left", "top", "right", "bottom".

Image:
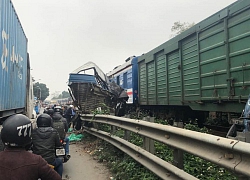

{"left": 123, "top": 73, "right": 127, "bottom": 89}
{"left": 120, "top": 75, "right": 123, "bottom": 87}
{"left": 117, "top": 76, "right": 120, "bottom": 85}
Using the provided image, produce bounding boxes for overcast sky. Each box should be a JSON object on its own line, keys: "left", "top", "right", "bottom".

{"left": 11, "top": 0, "right": 236, "bottom": 97}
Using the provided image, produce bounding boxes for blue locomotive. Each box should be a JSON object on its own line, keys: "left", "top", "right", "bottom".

{"left": 106, "top": 56, "right": 139, "bottom": 107}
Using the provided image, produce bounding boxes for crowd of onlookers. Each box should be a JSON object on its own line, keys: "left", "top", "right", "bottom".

{"left": 43, "top": 104, "right": 78, "bottom": 129}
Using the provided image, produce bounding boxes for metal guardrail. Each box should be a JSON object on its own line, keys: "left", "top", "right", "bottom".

{"left": 84, "top": 128, "right": 197, "bottom": 180}
{"left": 80, "top": 114, "right": 250, "bottom": 179}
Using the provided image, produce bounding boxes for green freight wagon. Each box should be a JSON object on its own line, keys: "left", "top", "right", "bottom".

{"left": 138, "top": 0, "right": 250, "bottom": 124}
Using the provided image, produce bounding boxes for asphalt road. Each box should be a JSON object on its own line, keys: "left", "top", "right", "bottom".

{"left": 62, "top": 143, "right": 111, "bottom": 180}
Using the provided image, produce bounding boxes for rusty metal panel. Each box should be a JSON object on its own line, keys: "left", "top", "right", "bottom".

{"left": 0, "top": 0, "right": 28, "bottom": 114}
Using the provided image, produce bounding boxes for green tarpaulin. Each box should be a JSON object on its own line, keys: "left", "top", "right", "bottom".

{"left": 68, "top": 133, "right": 84, "bottom": 142}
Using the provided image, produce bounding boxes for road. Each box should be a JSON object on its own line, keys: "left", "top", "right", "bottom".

{"left": 62, "top": 143, "right": 111, "bottom": 180}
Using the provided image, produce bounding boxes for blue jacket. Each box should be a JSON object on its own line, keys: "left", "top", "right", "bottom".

{"left": 34, "top": 106, "right": 39, "bottom": 114}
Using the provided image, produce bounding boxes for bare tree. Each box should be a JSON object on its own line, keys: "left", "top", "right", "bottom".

{"left": 170, "top": 21, "right": 195, "bottom": 38}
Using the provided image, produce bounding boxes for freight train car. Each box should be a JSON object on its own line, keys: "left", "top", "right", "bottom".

{"left": 106, "top": 0, "right": 250, "bottom": 134}
{"left": 0, "top": 0, "right": 33, "bottom": 121}
{"left": 137, "top": 0, "right": 250, "bottom": 128}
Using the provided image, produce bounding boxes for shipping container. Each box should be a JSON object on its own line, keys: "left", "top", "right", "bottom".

{"left": 0, "top": 0, "right": 30, "bottom": 118}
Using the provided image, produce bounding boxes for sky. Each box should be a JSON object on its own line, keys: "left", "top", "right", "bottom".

{"left": 11, "top": 0, "right": 237, "bottom": 98}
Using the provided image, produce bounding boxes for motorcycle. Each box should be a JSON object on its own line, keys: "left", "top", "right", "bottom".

{"left": 56, "top": 139, "right": 70, "bottom": 163}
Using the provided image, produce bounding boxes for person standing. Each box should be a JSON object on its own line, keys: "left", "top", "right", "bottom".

{"left": 32, "top": 114, "right": 64, "bottom": 177}
{"left": 34, "top": 102, "right": 39, "bottom": 115}
{"left": 65, "top": 105, "right": 75, "bottom": 126}
{"left": 0, "top": 114, "right": 61, "bottom": 180}
{"left": 63, "top": 105, "right": 68, "bottom": 117}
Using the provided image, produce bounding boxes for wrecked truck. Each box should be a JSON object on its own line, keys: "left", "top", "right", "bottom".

{"left": 68, "top": 62, "right": 128, "bottom": 116}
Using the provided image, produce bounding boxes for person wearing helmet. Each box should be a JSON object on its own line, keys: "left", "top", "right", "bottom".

{"left": 0, "top": 114, "right": 61, "bottom": 180}
{"left": 31, "top": 114, "right": 64, "bottom": 177}
{"left": 46, "top": 108, "right": 55, "bottom": 117}
{"left": 52, "top": 104, "right": 57, "bottom": 109}
{"left": 52, "top": 106, "right": 70, "bottom": 158}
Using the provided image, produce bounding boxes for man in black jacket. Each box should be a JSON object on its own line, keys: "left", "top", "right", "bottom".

{"left": 32, "top": 114, "right": 63, "bottom": 177}
{"left": 65, "top": 105, "right": 75, "bottom": 126}
{"left": 0, "top": 114, "right": 61, "bottom": 180}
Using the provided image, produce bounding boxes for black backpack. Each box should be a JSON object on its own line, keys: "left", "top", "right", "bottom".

{"left": 53, "top": 119, "right": 65, "bottom": 140}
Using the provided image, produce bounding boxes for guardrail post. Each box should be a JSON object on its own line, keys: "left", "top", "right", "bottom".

{"left": 93, "top": 122, "right": 99, "bottom": 130}
{"left": 173, "top": 121, "right": 184, "bottom": 169}
{"left": 143, "top": 116, "right": 155, "bottom": 154}
{"left": 124, "top": 115, "right": 130, "bottom": 140}
{"left": 111, "top": 125, "right": 116, "bottom": 133}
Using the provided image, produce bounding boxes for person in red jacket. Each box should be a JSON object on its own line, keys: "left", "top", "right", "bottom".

{"left": 0, "top": 114, "right": 61, "bottom": 180}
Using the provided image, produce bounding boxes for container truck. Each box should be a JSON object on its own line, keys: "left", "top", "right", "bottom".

{"left": 0, "top": 0, "right": 33, "bottom": 121}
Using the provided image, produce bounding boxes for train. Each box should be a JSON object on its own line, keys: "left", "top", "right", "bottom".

{"left": 0, "top": 0, "right": 34, "bottom": 121}
{"left": 106, "top": 0, "right": 250, "bottom": 135}
{"left": 107, "top": 56, "right": 139, "bottom": 105}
